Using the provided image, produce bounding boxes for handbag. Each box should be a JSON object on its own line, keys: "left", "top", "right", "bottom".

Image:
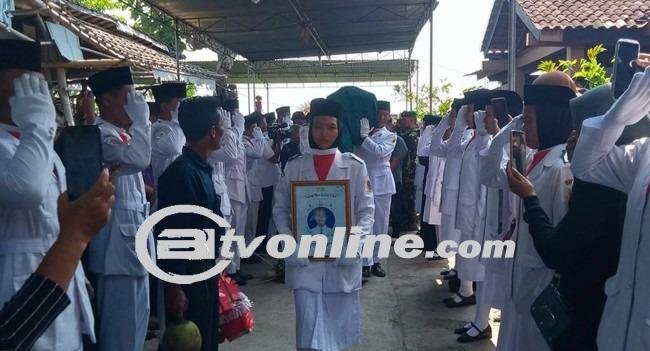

{"left": 530, "top": 277, "right": 575, "bottom": 350}
{"left": 218, "top": 274, "right": 255, "bottom": 343}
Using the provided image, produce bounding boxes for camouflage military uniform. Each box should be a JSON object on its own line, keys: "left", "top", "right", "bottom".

{"left": 393, "top": 128, "right": 419, "bottom": 233}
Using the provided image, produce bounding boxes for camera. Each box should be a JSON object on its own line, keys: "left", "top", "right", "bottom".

{"left": 267, "top": 123, "right": 292, "bottom": 141}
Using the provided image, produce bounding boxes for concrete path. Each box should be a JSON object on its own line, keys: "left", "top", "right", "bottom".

{"left": 217, "top": 250, "right": 500, "bottom": 351}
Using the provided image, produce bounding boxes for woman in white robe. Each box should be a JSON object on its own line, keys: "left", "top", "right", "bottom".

{"left": 273, "top": 98, "right": 374, "bottom": 351}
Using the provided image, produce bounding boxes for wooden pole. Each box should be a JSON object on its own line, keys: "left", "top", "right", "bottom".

{"left": 56, "top": 68, "right": 74, "bottom": 126}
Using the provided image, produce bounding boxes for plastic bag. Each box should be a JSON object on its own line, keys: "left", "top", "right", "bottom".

{"left": 218, "top": 274, "right": 254, "bottom": 343}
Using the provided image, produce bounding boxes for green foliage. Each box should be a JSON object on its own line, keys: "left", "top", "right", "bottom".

{"left": 70, "top": 0, "right": 118, "bottom": 11}
{"left": 186, "top": 83, "right": 197, "bottom": 98}
{"left": 537, "top": 44, "right": 611, "bottom": 89}
{"left": 393, "top": 80, "right": 454, "bottom": 118}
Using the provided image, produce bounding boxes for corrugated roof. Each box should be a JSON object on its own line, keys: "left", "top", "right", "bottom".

{"left": 140, "top": 0, "right": 438, "bottom": 61}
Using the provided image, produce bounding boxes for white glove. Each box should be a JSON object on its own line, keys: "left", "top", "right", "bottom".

{"left": 455, "top": 105, "right": 470, "bottom": 130}
{"left": 281, "top": 114, "right": 292, "bottom": 126}
{"left": 220, "top": 108, "right": 232, "bottom": 129}
{"left": 9, "top": 73, "right": 56, "bottom": 132}
{"left": 360, "top": 118, "right": 370, "bottom": 138}
{"left": 475, "top": 111, "right": 488, "bottom": 136}
{"left": 252, "top": 126, "right": 264, "bottom": 140}
{"left": 299, "top": 125, "right": 311, "bottom": 154}
{"left": 171, "top": 103, "right": 180, "bottom": 122}
{"left": 604, "top": 67, "right": 650, "bottom": 127}
{"left": 422, "top": 124, "right": 435, "bottom": 137}
{"left": 232, "top": 111, "right": 244, "bottom": 130}
{"left": 124, "top": 91, "right": 150, "bottom": 127}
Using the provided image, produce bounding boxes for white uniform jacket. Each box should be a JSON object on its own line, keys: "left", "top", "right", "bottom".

{"left": 150, "top": 119, "right": 185, "bottom": 185}
{"left": 354, "top": 126, "right": 397, "bottom": 196}
{"left": 0, "top": 122, "right": 95, "bottom": 349}
{"left": 217, "top": 126, "right": 249, "bottom": 205}
{"left": 243, "top": 135, "right": 275, "bottom": 202}
{"left": 273, "top": 151, "right": 375, "bottom": 294}
{"left": 87, "top": 117, "right": 154, "bottom": 276}
{"left": 571, "top": 115, "right": 650, "bottom": 351}
{"left": 455, "top": 131, "right": 491, "bottom": 234}
{"left": 430, "top": 119, "right": 474, "bottom": 216}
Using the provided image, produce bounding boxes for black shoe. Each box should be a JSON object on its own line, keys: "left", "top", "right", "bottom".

{"left": 448, "top": 277, "right": 460, "bottom": 293}
{"left": 454, "top": 323, "right": 471, "bottom": 335}
{"left": 444, "top": 293, "right": 476, "bottom": 308}
{"left": 371, "top": 263, "right": 386, "bottom": 277}
{"left": 457, "top": 324, "right": 492, "bottom": 343}
{"left": 427, "top": 252, "right": 445, "bottom": 261}
{"left": 238, "top": 270, "right": 254, "bottom": 280}
{"left": 230, "top": 273, "right": 247, "bottom": 286}
{"left": 362, "top": 266, "right": 371, "bottom": 278}
{"left": 440, "top": 269, "right": 454, "bottom": 276}
{"left": 242, "top": 255, "right": 263, "bottom": 264}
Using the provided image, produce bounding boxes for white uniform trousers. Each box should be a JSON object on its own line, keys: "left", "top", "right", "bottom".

{"left": 363, "top": 193, "right": 390, "bottom": 266}
{"left": 245, "top": 200, "right": 260, "bottom": 245}
{"left": 227, "top": 199, "right": 248, "bottom": 274}
{"left": 294, "top": 289, "right": 360, "bottom": 351}
{"left": 95, "top": 274, "right": 149, "bottom": 351}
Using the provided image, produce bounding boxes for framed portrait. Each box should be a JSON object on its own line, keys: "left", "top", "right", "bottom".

{"left": 291, "top": 180, "right": 351, "bottom": 260}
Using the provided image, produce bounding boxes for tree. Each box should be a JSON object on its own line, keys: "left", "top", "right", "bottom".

{"left": 538, "top": 44, "right": 611, "bottom": 89}
{"left": 393, "top": 79, "right": 454, "bottom": 117}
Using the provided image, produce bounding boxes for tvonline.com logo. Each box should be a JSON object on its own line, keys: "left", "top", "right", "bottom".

{"left": 135, "top": 205, "right": 515, "bottom": 284}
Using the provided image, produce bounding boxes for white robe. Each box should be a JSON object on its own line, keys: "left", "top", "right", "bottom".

{"left": 0, "top": 122, "right": 95, "bottom": 350}
{"left": 497, "top": 143, "right": 573, "bottom": 351}
{"left": 454, "top": 130, "right": 491, "bottom": 282}
{"left": 571, "top": 115, "right": 650, "bottom": 351}
{"left": 273, "top": 150, "right": 374, "bottom": 351}
{"left": 430, "top": 119, "right": 474, "bottom": 244}
{"left": 477, "top": 122, "right": 521, "bottom": 309}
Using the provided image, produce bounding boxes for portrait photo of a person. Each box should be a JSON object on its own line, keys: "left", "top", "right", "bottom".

{"left": 307, "top": 206, "right": 335, "bottom": 236}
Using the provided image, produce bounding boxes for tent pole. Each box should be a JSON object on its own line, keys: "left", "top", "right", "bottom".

{"left": 508, "top": 0, "right": 517, "bottom": 90}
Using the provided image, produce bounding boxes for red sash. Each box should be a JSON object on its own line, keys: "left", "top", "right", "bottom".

{"left": 526, "top": 149, "right": 552, "bottom": 176}
{"left": 313, "top": 154, "right": 335, "bottom": 181}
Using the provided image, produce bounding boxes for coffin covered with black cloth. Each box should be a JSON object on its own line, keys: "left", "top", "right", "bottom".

{"left": 327, "top": 86, "right": 378, "bottom": 152}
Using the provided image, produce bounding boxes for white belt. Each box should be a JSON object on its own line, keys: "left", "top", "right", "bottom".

{"left": 0, "top": 236, "right": 57, "bottom": 254}
{"left": 114, "top": 199, "right": 150, "bottom": 214}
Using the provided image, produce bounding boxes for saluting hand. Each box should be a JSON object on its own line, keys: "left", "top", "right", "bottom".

{"left": 506, "top": 161, "right": 536, "bottom": 199}
{"left": 9, "top": 73, "right": 56, "bottom": 132}
{"left": 359, "top": 118, "right": 370, "bottom": 138}
{"left": 123, "top": 91, "right": 150, "bottom": 127}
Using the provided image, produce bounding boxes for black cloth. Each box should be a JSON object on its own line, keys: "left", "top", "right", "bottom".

{"left": 418, "top": 156, "right": 437, "bottom": 250}
{"left": 327, "top": 87, "right": 378, "bottom": 152}
{"left": 257, "top": 186, "right": 274, "bottom": 236}
{"left": 0, "top": 274, "right": 70, "bottom": 351}
{"left": 280, "top": 141, "right": 301, "bottom": 172}
{"left": 88, "top": 66, "right": 134, "bottom": 97}
{"left": 0, "top": 39, "right": 41, "bottom": 72}
{"left": 521, "top": 179, "right": 626, "bottom": 351}
{"left": 156, "top": 147, "right": 223, "bottom": 351}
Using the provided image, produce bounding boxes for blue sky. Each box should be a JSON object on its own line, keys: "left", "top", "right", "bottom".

{"left": 184, "top": 0, "right": 497, "bottom": 115}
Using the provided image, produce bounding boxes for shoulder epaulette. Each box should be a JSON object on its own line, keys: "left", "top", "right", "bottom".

{"left": 344, "top": 152, "right": 364, "bottom": 164}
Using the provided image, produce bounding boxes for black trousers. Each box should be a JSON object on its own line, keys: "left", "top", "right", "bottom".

{"left": 181, "top": 276, "right": 219, "bottom": 351}
{"left": 256, "top": 186, "right": 274, "bottom": 236}
{"left": 418, "top": 157, "right": 437, "bottom": 251}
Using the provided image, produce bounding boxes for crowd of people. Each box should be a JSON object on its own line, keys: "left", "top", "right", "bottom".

{"left": 1, "top": 37, "right": 650, "bottom": 351}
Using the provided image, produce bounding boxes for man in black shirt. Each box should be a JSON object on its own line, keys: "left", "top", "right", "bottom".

{"left": 156, "top": 96, "right": 225, "bottom": 351}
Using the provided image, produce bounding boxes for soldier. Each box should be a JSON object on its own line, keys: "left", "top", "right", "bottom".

{"left": 356, "top": 100, "right": 396, "bottom": 278}
{"left": 150, "top": 82, "right": 187, "bottom": 188}
{"left": 86, "top": 66, "right": 154, "bottom": 350}
{"left": 394, "top": 111, "right": 419, "bottom": 233}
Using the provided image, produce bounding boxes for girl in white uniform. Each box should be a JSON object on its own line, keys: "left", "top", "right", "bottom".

{"left": 273, "top": 98, "right": 374, "bottom": 351}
